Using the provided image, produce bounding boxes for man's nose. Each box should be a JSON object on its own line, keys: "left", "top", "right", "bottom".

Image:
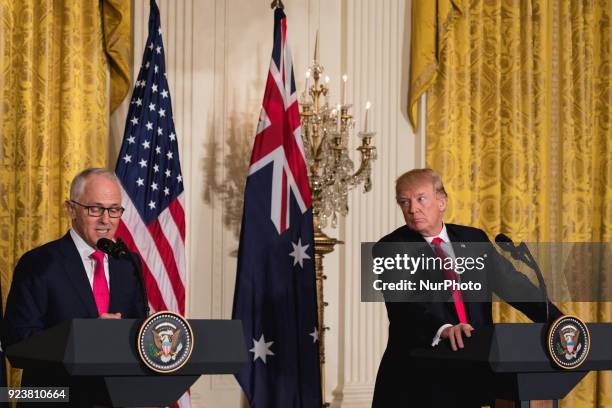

{"left": 406, "top": 201, "right": 416, "bottom": 213}
{"left": 99, "top": 210, "right": 112, "bottom": 223}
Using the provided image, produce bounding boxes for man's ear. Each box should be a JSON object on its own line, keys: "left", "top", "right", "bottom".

{"left": 438, "top": 195, "right": 448, "bottom": 212}
{"left": 64, "top": 200, "right": 75, "bottom": 220}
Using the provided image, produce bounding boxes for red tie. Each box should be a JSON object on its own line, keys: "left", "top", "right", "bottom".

{"left": 91, "top": 250, "right": 109, "bottom": 316}
{"left": 431, "top": 237, "right": 468, "bottom": 324}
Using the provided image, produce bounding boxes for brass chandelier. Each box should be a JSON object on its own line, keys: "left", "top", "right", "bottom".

{"left": 299, "top": 33, "right": 377, "bottom": 407}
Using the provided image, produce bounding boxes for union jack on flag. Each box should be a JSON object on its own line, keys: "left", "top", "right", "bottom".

{"left": 115, "top": 1, "right": 189, "bottom": 407}
{"left": 232, "top": 7, "right": 322, "bottom": 408}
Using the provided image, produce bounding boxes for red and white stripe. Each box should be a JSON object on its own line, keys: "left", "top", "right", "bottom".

{"left": 248, "top": 15, "right": 310, "bottom": 236}
{"left": 117, "top": 186, "right": 186, "bottom": 317}
{"left": 117, "top": 186, "right": 189, "bottom": 408}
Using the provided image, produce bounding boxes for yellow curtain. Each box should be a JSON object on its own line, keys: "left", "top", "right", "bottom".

{"left": 102, "top": 0, "right": 132, "bottom": 112}
{"left": 0, "top": 0, "right": 131, "bottom": 387}
{"left": 412, "top": 0, "right": 611, "bottom": 406}
{"left": 407, "top": 0, "right": 465, "bottom": 130}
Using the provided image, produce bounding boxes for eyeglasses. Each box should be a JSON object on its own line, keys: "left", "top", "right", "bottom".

{"left": 70, "top": 200, "right": 125, "bottom": 218}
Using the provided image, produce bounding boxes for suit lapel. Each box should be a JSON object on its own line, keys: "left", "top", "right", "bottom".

{"left": 437, "top": 228, "right": 462, "bottom": 322}
{"left": 108, "top": 257, "right": 124, "bottom": 313}
{"left": 58, "top": 233, "right": 99, "bottom": 318}
{"left": 445, "top": 224, "right": 469, "bottom": 259}
{"left": 401, "top": 227, "right": 451, "bottom": 308}
{"left": 401, "top": 227, "right": 446, "bottom": 280}
{"left": 446, "top": 224, "right": 487, "bottom": 326}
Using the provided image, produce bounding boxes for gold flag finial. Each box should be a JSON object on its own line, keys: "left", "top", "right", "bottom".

{"left": 270, "top": 0, "right": 284, "bottom": 9}
{"left": 314, "top": 30, "right": 320, "bottom": 64}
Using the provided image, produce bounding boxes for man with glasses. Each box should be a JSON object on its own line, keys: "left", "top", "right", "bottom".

{"left": 3, "top": 167, "right": 146, "bottom": 347}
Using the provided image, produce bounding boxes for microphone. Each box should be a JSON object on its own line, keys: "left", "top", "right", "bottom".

{"left": 495, "top": 233, "right": 550, "bottom": 323}
{"left": 97, "top": 238, "right": 129, "bottom": 260}
{"left": 494, "top": 233, "right": 522, "bottom": 260}
{"left": 96, "top": 238, "right": 150, "bottom": 317}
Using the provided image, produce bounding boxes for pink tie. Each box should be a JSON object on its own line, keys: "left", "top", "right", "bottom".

{"left": 91, "top": 250, "right": 109, "bottom": 316}
{"left": 431, "top": 237, "right": 468, "bottom": 324}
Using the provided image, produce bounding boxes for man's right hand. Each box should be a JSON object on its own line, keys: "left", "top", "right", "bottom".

{"left": 440, "top": 323, "right": 474, "bottom": 351}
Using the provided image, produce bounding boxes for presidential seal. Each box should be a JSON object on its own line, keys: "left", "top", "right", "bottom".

{"left": 137, "top": 311, "right": 194, "bottom": 373}
{"left": 547, "top": 315, "right": 590, "bottom": 370}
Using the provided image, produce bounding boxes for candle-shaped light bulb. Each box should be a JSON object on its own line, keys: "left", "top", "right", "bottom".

{"left": 304, "top": 69, "right": 311, "bottom": 94}
{"left": 325, "top": 75, "right": 330, "bottom": 84}
{"left": 336, "top": 104, "right": 342, "bottom": 132}
{"left": 364, "top": 101, "right": 371, "bottom": 132}
{"left": 342, "top": 74, "right": 348, "bottom": 105}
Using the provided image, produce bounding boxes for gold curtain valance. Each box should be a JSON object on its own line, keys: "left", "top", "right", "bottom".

{"left": 408, "top": 0, "right": 464, "bottom": 131}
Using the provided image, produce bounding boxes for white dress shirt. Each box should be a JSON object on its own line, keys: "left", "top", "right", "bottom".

{"left": 69, "top": 229, "right": 110, "bottom": 290}
{"left": 421, "top": 224, "right": 459, "bottom": 346}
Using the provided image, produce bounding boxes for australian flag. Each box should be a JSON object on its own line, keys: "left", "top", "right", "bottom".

{"left": 232, "top": 7, "right": 322, "bottom": 408}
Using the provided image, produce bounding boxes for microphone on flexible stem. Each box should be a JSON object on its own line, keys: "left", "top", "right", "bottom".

{"left": 493, "top": 233, "right": 523, "bottom": 261}
{"left": 495, "top": 233, "right": 550, "bottom": 323}
{"left": 96, "top": 238, "right": 150, "bottom": 317}
{"left": 97, "top": 238, "right": 128, "bottom": 259}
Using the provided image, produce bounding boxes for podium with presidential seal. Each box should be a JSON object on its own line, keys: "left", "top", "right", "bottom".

{"left": 410, "top": 317, "right": 612, "bottom": 407}
{"left": 6, "top": 313, "right": 247, "bottom": 407}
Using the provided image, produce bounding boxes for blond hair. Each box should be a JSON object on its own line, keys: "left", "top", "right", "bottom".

{"left": 395, "top": 168, "right": 447, "bottom": 198}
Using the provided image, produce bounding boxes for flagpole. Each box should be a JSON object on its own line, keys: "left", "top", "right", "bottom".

{"left": 314, "top": 233, "right": 339, "bottom": 408}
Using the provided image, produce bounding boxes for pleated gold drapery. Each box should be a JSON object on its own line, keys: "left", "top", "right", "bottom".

{"left": 0, "top": 0, "right": 131, "bottom": 387}
{"left": 103, "top": 0, "right": 132, "bottom": 113}
{"left": 410, "top": 0, "right": 611, "bottom": 407}
{"left": 408, "top": 0, "right": 465, "bottom": 130}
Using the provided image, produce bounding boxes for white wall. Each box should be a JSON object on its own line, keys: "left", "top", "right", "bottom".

{"left": 110, "top": 1, "right": 424, "bottom": 406}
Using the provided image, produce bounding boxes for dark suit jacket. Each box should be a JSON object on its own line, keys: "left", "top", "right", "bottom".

{"left": 371, "top": 224, "right": 562, "bottom": 408}
{"left": 2, "top": 232, "right": 146, "bottom": 405}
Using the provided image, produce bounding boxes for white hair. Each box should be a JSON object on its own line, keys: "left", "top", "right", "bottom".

{"left": 69, "top": 168, "right": 120, "bottom": 201}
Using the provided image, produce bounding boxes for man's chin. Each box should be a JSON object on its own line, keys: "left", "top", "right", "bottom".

{"left": 93, "top": 233, "right": 114, "bottom": 245}
{"left": 407, "top": 222, "right": 423, "bottom": 232}
{"left": 407, "top": 224, "right": 430, "bottom": 236}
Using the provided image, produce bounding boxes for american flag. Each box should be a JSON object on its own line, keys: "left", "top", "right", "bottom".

{"left": 232, "top": 7, "right": 322, "bottom": 408}
{"left": 115, "top": 1, "right": 189, "bottom": 407}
